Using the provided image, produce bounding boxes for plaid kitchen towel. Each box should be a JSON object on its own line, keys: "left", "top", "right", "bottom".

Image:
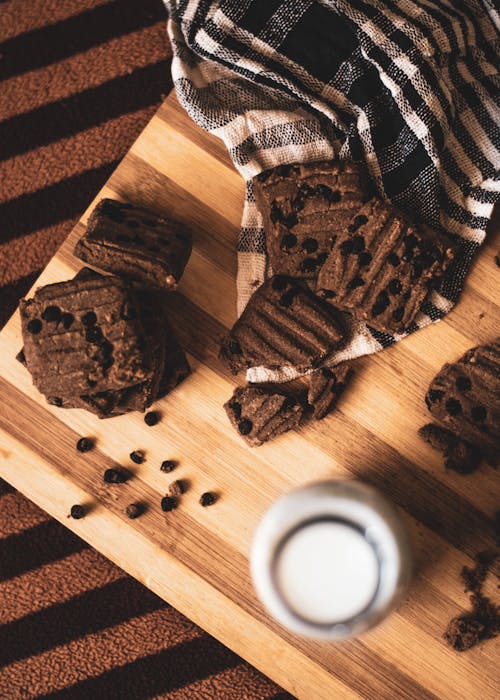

{"left": 165, "top": 0, "right": 500, "bottom": 383}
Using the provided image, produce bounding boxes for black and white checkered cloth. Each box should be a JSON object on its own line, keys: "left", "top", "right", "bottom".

{"left": 165, "top": 0, "right": 499, "bottom": 382}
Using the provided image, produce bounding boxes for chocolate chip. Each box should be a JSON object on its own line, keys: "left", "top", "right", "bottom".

{"left": 358, "top": 251, "right": 372, "bottom": 266}
{"left": 471, "top": 405, "right": 487, "bottom": 421}
{"left": 318, "top": 289, "right": 337, "bottom": 299}
{"left": 85, "top": 327, "right": 103, "bottom": 344}
{"left": 102, "top": 357, "right": 114, "bottom": 370}
{"left": 270, "top": 202, "right": 282, "bottom": 224}
{"left": 81, "top": 311, "right": 97, "bottom": 326}
{"left": 126, "top": 503, "right": 143, "bottom": 519}
{"left": 161, "top": 496, "right": 177, "bottom": 512}
{"left": 329, "top": 189, "right": 341, "bottom": 203}
{"left": 70, "top": 505, "right": 85, "bottom": 519}
{"left": 347, "top": 276, "right": 365, "bottom": 290}
{"left": 27, "top": 319, "right": 42, "bottom": 334}
{"left": 351, "top": 235, "right": 365, "bottom": 252}
{"left": 392, "top": 307, "right": 405, "bottom": 322}
{"left": 51, "top": 397, "right": 63, "bottom": 407}
{"left": 292, "top": 197, "right": 305, "bottom": 211}
{"left": 300, "top": 257, "right": 319, "bottom": 273}
{"left": 388, "top": 253, "right": 400, "bottom": 267}
{"left": 284, "top": 212, "right": 298, "bottom": 228}
{"left": 272, "top": 275, "right": 288, "bottom": 291}
{"left": 348, "top": 214, "right": 368, "bottom": 233}
{"left": 144, "top": 411, "right": 159, "bottom": 426}
{"left": 445, "top": 398, "right": 462, "bottom": 416}
{"left": 456, "top": 376, "right": 472, "bottom": 392}
{"left": 372, "top": 291, "right": 390, "bottom": 316}
{"left": 229, "top": 401, "right": 242, "bottom": 419}
{"left": 238, "top": 418, "right": 253, "bottom": 435}
{"left": 86, "top": 378, "right": 97, "bottom": 388}
{"left": 127, "top": 220, "right": 140, "bottom": 229}
{"left": 61, "top": 313, "right": 74, "bottom": 329}
{"left": 428, "top": 389, "right": 444, "bottom": 403}
{"left": 281, "top": 233, "right": 297, "bottom": 249}
{"left": 104, "top": 467, "right": 128, "bottom": 483}
{"left": 130, "top": 450, "right": 144, "bottom": 464}
{"left": 42, "top": 306, "right": 61, "bottom": 322}
{"left": 229, "top": 340, "right": 242, "bottom": 355}
{"left": 161, "top": 460, "right": 177, "bottom": 473}
{"left": 302, "top": 238, "right": 318, "bottom": 253}
{"left": 200, "top": 492, "right": 217, "bottom": 507}
{"left": 76, "top": 437, "right": 93, "bottom": 453}
{"left": 388, "top": 278, "right": 403, "bottom": 295}
{"left": 168, "top": 479, "right": 186, "bottom": 497}
{"left": 340, "top": 240, "right": 354, "bottom": 255}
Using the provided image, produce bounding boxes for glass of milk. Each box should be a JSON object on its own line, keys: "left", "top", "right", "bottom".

{"left": 251, "top": 480, "right": 412, "bottom": 639}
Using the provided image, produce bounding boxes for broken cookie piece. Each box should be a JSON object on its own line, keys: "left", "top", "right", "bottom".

{"left": 224, "top": 385, "right": 303, "bottom": 447}
{"left": 74, "top": 198, "right": 192, "bottom": 289}
{"left": 220, "top": 275, "right": 347, "bottom": 374}
{"left": 308, "top": 363, "right": 353, "bottom": 419}
{"left": 418, "top": 423, "right": 482, "bottom": 474}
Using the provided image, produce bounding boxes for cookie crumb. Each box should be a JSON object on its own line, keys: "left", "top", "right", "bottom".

{"left": 168, "top": 480, "right": 185, "bottom": 497}
{"left": 70, "top": 505, "right": 85, "bottom": 519}
{"left": 104, "top": 467, "right": 129, "bottom": 484}
{"left": 161, "top": 496, "right": 177, "bottom": 512}
{"left": 144, "top": 411, "right": 159, "bottom": 426}
{"left": 199, "top": 492, "right": 217, "bottom": 507}
{"left": 76, "top": 437, "right": 94, "bottom": 453}
{"left": 126, "top": 503, "right": 143, "bottom": 519}
{"left": 160, "top": 460, "right": 177, "bottom": 473}
{"left": 130, "top": 450, "right": 145, "bottom": 464}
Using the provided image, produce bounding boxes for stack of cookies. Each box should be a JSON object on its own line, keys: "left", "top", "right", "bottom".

{"left": 18, "top": 199, "right": 191, "bottom": 418}
{"left": 220, "top": 159, "right": 457, "bottom": 446}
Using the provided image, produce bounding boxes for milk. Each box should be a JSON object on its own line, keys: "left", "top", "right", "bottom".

{"left": 251, "top": 480, "right": 412, "bottom": 639}
{"left": 274, "top": 520, "right": 379, "bottom": 624}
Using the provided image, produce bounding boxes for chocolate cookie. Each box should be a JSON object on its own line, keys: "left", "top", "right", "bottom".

{"left": 418, "top": 423, "right": 482, "bottom": 474}
{"left": 308, "top": 363, "right": 353, "bottom": 420}
{"left": 424, "top": 339, "right": 500, "bottom": 459}
{"left": 20, "top": 272, "right": 152, "bottom": 399}
{"left": 224, "top": 385, "right": 303, "bottom": 447}
{"left": 316, "top": 197, "right": 456, "bottom": 334}
{"left": 253, "top": 161, "right": 369, "bottom": 279}
{"left": 74, "top": 198, "right": 192, "bottom": 289}
{"left": 219, "top": 275, "right": 347, "bottom": 374}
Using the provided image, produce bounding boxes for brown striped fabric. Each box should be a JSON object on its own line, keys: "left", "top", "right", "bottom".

{"left": 0, "top": 2, "right": 292, "bottom": 697}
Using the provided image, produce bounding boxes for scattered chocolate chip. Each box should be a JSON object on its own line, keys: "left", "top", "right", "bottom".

{"left": 238, "top": 418, "right": 253, "bottom": 435}
{"left": 161, "top": 495, "right": 177, "bottom": 512}
{"left": 445, "top": 398, "right": 462, "bottom": 416}
{"left": 168, "top": 480, "right": 186, "bottom": 497}
{"left": 144, "top": 411, "right": 159, "bottom": 426}
{"left": 319, "top": 289, "right": 337, "bottom": 299}
{"left": 126, "top": 503, "right": 143, "bottom": 519}
{"left": 199, "top": 492, "right": 217, "bottom": 507}
{"left": 279, "top": 288, "right": 299, "bottom": 307}
{"left": 27, "top": 319, "right": 42, "bottom": 334}
{"left": 61, "top": 313, "right": 74, "bottom": 329}
{"left": 272, "top": 275, "right": 288, "bottom": 291}
{"left": 471, "top": 405, "right": 487, "bottom": 422}
{"left": 129, "top": 450, "right": 145, "bottom": 464}
{"left": 281, "top": 233, "right": 297, "bottom": 249}
{"left": 340, "top": 240, "right": 354, "bottom": 255}
{"left": 329, "top": 189, "right": 342, "bottom": 203}
{"left": 372, "top": 291, "right": 390, "bottom": 316}
{"left": 300, "top": 257, "right": 319, "bottom": 273}
{"left": 70, "top": 505, "right": 85, "bottom": 519}
{"left": 160, "top": 460, "right": 177, "bottom": 473}
{"left": 51, "top": 397, "right": 63, "bottom": 407}
{"left": 388, "top": 252, "right": 400, "bottom": 266}
{"left": 351, "top": 235, "right": 365, "bottom": 252}
{"left": 388, "top": 278, "right": 403, "bottom": 295}
{"left": 86, "top": 378, "right": 97, "bottom": 388}
{"left": 302, "top": 238, "right": 318, "bottom": 253}
{"left": 347, "top": 276, "right": 365, "bottom": 290}
{"left": 358, "top": 251, "right": 372, "bottom": 266}
{"left": 41, "top": 306, "right": 61, "bottom": 322}
{"left": 292, "top": 197, "right": 304, "bottom": 211}
{"left": 104, "top": 467, "right": 128, "bottom": 484}
{"left": 76, "top": 437, "right": 93, "bottom": 453}
{"left": 285, "top": 212, "right": 298, "bottom": 228}
{"left": 229, "top": 401, "right": 242, "bottom": 419}
{"left": 348, "top": 214, "right": 368, "bottom": 233}
{"left": 85, "top": 327, "right": 103, "bottom": 344}
{"left": 392, "top": 307, "right": 405, "bottom": 322}
{"left": 81, "top": 311, "right": 97, "bottom": 326}
{"left": 455, "top": 376, "right": 472, "bottom": 392}
{"left": 428, "top": 389, "right": 444, "bottom": 403}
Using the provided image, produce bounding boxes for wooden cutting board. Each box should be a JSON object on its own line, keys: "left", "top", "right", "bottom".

{"left": 0, "top": 92, "right": 499, "bottom": 700}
